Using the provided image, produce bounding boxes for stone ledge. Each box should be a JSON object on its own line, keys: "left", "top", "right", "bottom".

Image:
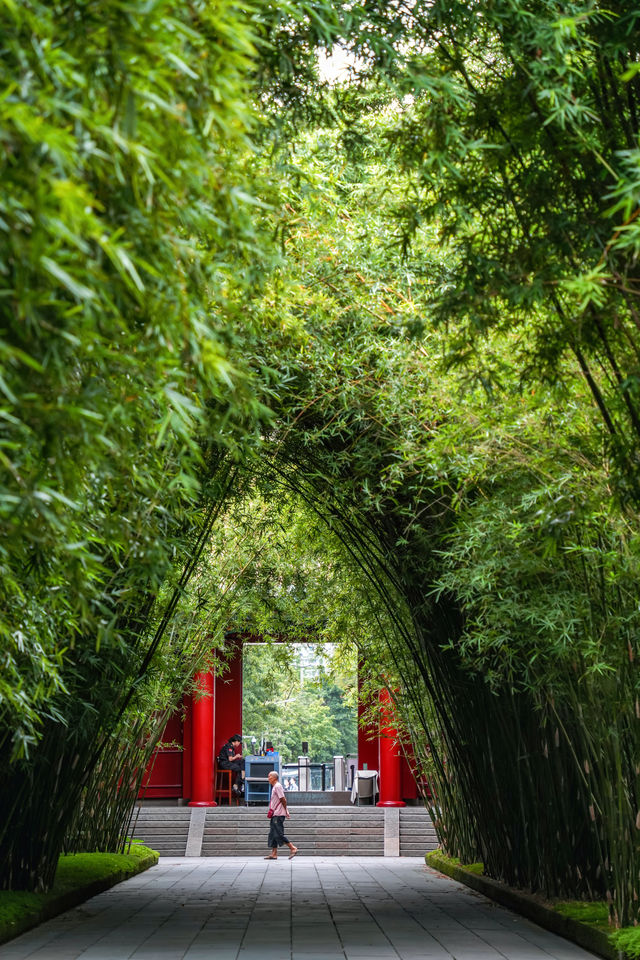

{"left": 425, "top": 851, "right": 621, "bottom": 960}
{"left": 0, "top": 847, "right": 159, "bottom": 947}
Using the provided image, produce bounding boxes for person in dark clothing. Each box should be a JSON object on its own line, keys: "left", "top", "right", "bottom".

{"left": 217, "top": 734, "right": 245, "bottom": 795}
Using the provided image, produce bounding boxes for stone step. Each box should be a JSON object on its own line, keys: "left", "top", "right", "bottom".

{"left": 131, "top": 804, "right": 438, "bottom": 857}
{"left": 199, "top": 824, "right": 385, "bottom": 833}
{"left": 230, "top": 808, "right": 384, "bottom": 812}
{"left": 286, "top": 791, "right": 352, "bottom": 805}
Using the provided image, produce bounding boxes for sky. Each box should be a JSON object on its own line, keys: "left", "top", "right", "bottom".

{"left": 317, "top": 45, "right": 360, "bottom": 83}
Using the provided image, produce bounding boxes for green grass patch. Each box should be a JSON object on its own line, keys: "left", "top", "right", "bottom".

{"left": 611, "top": 928, "right": 640, "bottom": 960}
{"left": 0, "top": 843, "right": 158, "bottom": 946}
{"left": 427, "top": 850, "right": 484, "bottom": 875}
{"left": 53, "top": 845, "right": 157, "bottom": 893}
{"left": 447, "top": 856, "right": 484, "bottom": 875}
{"left": 554, "top": 900, "right": 610, "bottom": 930}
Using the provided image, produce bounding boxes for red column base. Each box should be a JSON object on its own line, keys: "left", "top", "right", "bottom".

{"left": 188, "top": 800, "right": 217, "bottom": 807}
{"left": 376, "top": 800, "right": 406, "bottom": 807}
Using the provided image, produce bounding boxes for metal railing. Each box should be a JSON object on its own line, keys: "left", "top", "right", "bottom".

{"left": 282, "top": 762, "right": 333, "bottom": 791}
{"left": 281, "top": 755, "right": 356, "bottom": 792}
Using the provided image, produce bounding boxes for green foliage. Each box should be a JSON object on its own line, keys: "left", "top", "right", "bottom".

{"left": 611, "top": 927, "right": 640, "bottom": 959}
{"left": 239, "top": 107, "right": 640, "bottom": 923}
{"left": 555, "top": 901, "right": 610, "bottom": 929}
{"left": 2, "top": 0, "right": 640, "bottom": 934}
{"left": 242, "top": 643, "right": 356, "bottom": 763}
{"left": 0, "top": 0, "right": 268, "bottom": 758}
{"left": 427, "top": 852, "right": 485, "bottom": 877}
{"left": 351, "top": 0, "right": 640, "bottom": 501}
{"left": 0, "top": 844, "right": 157, "bottom": 945}
{"left": 0, "top": 0, "right": 278, "bottom": 890}
{"left": 51, "top": 845, "right": 157, "bottom": 889}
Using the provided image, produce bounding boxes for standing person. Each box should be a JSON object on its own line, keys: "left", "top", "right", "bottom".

{"left": 217, "top": 734, "right": 244, "bottom": 797}
{"left": 265, "top": 771, "right": 298, "bottom": 860}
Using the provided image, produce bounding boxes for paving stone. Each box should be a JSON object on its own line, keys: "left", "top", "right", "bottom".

{"left": 0, "top": 857, "right": 604, "bottom": 960}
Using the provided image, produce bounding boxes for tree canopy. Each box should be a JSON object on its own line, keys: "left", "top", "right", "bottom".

{"left": 1, "top": 0, "right": 639, "bottom": 931}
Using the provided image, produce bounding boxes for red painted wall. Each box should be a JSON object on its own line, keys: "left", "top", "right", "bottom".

{"left": 400, "top": 748, "right": 419, "bottom": 801}
{"left": 356, "top": 672, "right": 419, "bottom": 801}
{"left": 139, "top": 712, "right": 183, "bottom": 799}
{"left": 214, "top": 641, "right": 243, "bottom": 757}
{"left": 182, "top": 694, "right": 192, "bottom": 800}
{"left": 140, "top": 639, "right": 420, "bottom": 802}
{"left": 357, "top": 669, "right": 379, "bottom": 771}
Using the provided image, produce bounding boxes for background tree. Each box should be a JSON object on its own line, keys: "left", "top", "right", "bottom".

{"left": 242, "top": 643, "right": 356, "bottom": 764}
{"left": 0, "top": 0, "right": 275, "bottom": 889}
{"left": 3, "top": 0, "right": 640, "bottom": 931}
{"left": 235, "top": 110, "right": 640, "bottom": 923}
{"left": 345, "top": 0, "right": 640, "bottom": 501}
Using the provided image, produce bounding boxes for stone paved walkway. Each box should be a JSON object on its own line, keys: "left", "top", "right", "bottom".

{"left": 0, "top": 858, "right": 600, "bottom": 960}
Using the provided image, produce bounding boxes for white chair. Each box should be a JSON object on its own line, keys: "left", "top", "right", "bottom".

{"left": 352, "top": 770, "right": 379, "bottom": 805}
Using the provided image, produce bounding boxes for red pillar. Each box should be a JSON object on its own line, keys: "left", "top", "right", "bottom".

{"left": 188, "top": 668, "right": 216, "bottom": 807}
{"left": 377, "top": 687, "right": 406, "bottom": 808}
{"left": 357, "top": 665, "right": 379, "bottom": 770}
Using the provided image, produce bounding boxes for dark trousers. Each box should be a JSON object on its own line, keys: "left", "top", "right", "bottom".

{"left": 268, "top": 815, "right": 290, "bottom": 848}
{"left": 219, "top": 759, "right": 244, "bottom": 789}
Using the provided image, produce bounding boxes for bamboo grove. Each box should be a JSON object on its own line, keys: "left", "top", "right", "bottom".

{"left": 0, "top": 0, "right": 639, "bottom": 932}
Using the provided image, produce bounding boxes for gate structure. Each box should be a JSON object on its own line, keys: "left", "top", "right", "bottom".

{"left": 140, "top": 634, "right": 419, "bottom": 807}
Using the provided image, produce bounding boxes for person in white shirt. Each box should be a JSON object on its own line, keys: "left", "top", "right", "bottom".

{"left": 264, "top": 771, "right": 298, "bottom": 860}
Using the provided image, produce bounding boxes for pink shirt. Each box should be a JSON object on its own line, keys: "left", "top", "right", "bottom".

{"left": 269, "top": 781, "right": 289, "bottom": 817}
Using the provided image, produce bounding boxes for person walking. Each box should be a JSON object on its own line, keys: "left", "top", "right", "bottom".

{"left": 264, "top": 771, "right": 298, "bottom": 860}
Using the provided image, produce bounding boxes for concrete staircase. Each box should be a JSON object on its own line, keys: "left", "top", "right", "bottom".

{"left": 129, "top": 805, "right": 438, "bottom": 858}
{"left": 202, "top": 806, "right": 384, "bottom": 857}
{"left": 400, "top": 807, "right": 440, "bottom": 857}
{"left": 128, "top": 806, "right": 192, "bottom": 857}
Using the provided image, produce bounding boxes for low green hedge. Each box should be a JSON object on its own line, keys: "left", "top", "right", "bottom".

{"left": 0, "top": 844, "right": 158, "bottom": 946}
{"left": 542, "top": 900, "right": 640, "bottom": 957}
{"left": 426, "top": 850, "right": 638, "bottom": 960}
{"left": 611, "top": 929, "right": 640, "bottom": 960}
{"left": 554, "top": 900, "right": 610, "bottom": 930}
